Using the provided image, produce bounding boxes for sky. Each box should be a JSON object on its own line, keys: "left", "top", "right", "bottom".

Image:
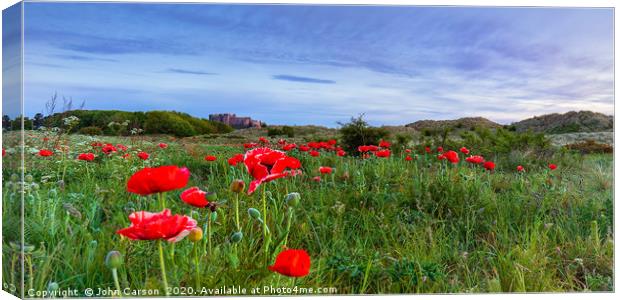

{"left": 4, "top": 2, "right": 614, "bottom": 127}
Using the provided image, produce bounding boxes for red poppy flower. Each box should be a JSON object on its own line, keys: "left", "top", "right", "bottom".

{"left": 268, "top": 249, "right": 311, "bottom": 277}
{"left": 319, "top": 166, "right": 333, "bottom": 174}
{"left": 465, "top": 155, "right": 485, "bottom": 164}
{"left": 517, "top": 165, "right": 524, "bottom": 172}
{"left": 379, "top": 140, "right": 391, "bottom": 148}
{"left": 244, "top": 143, "right": 258, "bottom": 149}
{"left": 228, "top": 153, "right": 244, "bottom": 166}
{"left": 259, "top": 137, "right": 269, "bottom": 144}
{"left": 459, "top": 147, "right": 470, "bottom": 155}
{"left": 278, "top": 139, "right": 286, "bottom": 145}
{"left": 549, "top": 164, "right": 557, "bottom": 170}
{"left": 375, "top": 149, "right": 391, "bottom": 158}
{"left": 309, "top": 150, "right": 320, "bottom": 157}
{"left": 137, "top": 152, "right": 150, "bottom": 160}
{"left": 2, "top": 148, "right": 5, "bottom": 157}
{"left": 43, "top": 137, "right": 49, "bottom": 142}
{"left": 116, "top": 209, "right": 197, "bottom": 243}
{"left": 437, "top": 146, "right": 444, "bottom": 153}
{"left": 78, "top": 153, "right": 95, "bottom": 161}
{"left": 205, "top": 155, "right": 217, "bottom": 161}
{"left": 122, "top": 153, "right": 131, "bottom": 159}
{"left": 244, "top": 147, "right": 302, "bottom": 195}
{"left": 405, "top": 155, "right": 413, "bottom": 161}
{"left": 424, "top": 146, "right": 431, "bottom": 153}
{"left": 483, "top": 161, "right": 495, "bottom": 171}
{"left": 180, "top": 187, "right": 209, "bottom": 208}
{"left": 159, "top": 143, "right": 168, "bottom": 149}
{"left": 127, "top": 166, "right": 190, "bottom": 196}
{"left": 442, "top": 150, "right": 459, "bottom": 164}
{"left": 405, "top": 149, "right": 412, "bottom": 153}
{"left": 102, "top": 144, "right": 117, "bottom": 154}
{"left": 312, "top": 176, "right": 321, "bottom": 182}
{"left": 299, "top": 145, "right": 310, "bottom": 152}
{"left": 38, "top": 149, "right": 53, "bottom": 157}
{"left": 116, "top": 144, "right": 128, "bottom": 152}
{"left": 337, "top": 150, "right": 346, "bottom": 157}
{"left": 282, "top": 143, "right": 297, "bottom": 151}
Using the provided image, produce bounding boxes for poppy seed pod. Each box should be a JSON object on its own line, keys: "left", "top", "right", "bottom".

{"left": 47, "top": 282, "right": 59, "bottom": 292}
{"left": 205, "top": 192, "right": 218, "bottom": 202}
{"left": 285, "top": 192, "right": 301, "bottom": 207}
{"left": 105, "top": 250, "right": 123, "bottom": 269}
{"left": 25, "top": 174, "right": 33, "bottom": 183}
{"left": 10, "top": 173, "right": 19, "bottom": 182}
{"left": 248, "top": 208, "right": 261, "bottom": 219}
{"left": 231, "top": 231, "right": 243, "bottom": 243}
{"left": 188, "top": 228, "right": 203, "bottom": 242}
{"left": 230, "top": 180, "right": 245, "bottom": 193}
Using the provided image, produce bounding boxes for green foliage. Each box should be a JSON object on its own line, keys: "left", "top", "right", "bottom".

{"left": 453, "top": 127, "right": 550, "bottom": 156}
{"left": 339, "top": 115, "right": 389, "bottom": 155}
{"left": 78, "top": 126, "right": 104, "bottom": 135}
{"left": 40, "top": 110, "right": 232, "bottom": 137}
{"left": 548, "top": 123, "right": 581, "bottom": 134}
{"left": 267, "top": 126, "right": 296, "bottom": 137}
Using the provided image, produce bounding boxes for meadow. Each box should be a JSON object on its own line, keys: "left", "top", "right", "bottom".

{"left": 1, "top": 120, "right": 614, "bottom": 296}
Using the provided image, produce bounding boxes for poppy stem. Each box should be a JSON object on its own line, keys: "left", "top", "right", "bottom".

{"left": 111, "top": 268, "right": 122, "bottom": 298}
{"left": 193, "top": 243, "right": 200, "bottom": 289}
{"left": 207, "top": 212, "right": 213, "bottom": 255}
{"left": 262, "top": 184, "right": 271, "bottom": 260}
{"left": 284, "top": 207, "right": 294, "bottom": 246}
{"left": 234, "top": 193, "right": 241, "bottom": 232}
{"left": 158, "top": 240, "right": 170, "bottom": 296}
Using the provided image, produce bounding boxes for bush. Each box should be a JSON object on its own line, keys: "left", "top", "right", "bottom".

{"left": 267, "top": 127, "right": 283, "bottom": 137}
{"left": 79, "top": 126, "right": 103, "bottom": 135}
{"left": 144, "top": 111, "right": 197, "bottom": 137}
{"left": 565, "top": 140, "right": 613, "bottom": 154}
{"left": 339, "top": 115, "right": 389, "bottom": 155}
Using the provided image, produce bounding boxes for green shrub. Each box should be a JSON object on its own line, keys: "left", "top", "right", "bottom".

{"left": 144, "top": 111, "right": 197, "bottom": 137}
{"left": 79, "top": 126, "right": 103, "bottom": 135}
{"left": 339, "top": 115, "right": 389, "bottom": 155}
{"left": 267, "top": 127, "right": 283, "bottom": 137}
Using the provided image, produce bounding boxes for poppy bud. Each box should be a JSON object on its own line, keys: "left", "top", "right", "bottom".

{"left": 285, "top": 192, "right": 301, "bottom": 207}
{"left": 31, "top": 183, "right": 40, "bottom": 191}
{"left": 105, "top": 250, "right": 123, "bottom": 269}
{"left": 231, "top": 231, "right": 243, "bottom": 243}
{"left": 10, "top": 174, "right": 19, "bottom": 182}
{"left": 248, "top": 208, "right": 261, "bottom": 219}
{"left": 230, "top": 180, "right": 245, "bottom": 193}
{"left": 47, "top": 282, "right": 59, "bottom": 292}
{"left": 188, "top": 228, "right": 203, "bottom": 242}
{"left": 205, "top": 192, "right": 218, "bottom": 202}
{"left": 25, "top": 174, "right": 33, "bottom": 183}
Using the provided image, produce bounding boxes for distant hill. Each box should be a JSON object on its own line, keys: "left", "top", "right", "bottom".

{"left": 405, "top": 117, "right": 501, "bottom": 131}
{"left": 511, "top": 111, "right": 613, "bottom": 134}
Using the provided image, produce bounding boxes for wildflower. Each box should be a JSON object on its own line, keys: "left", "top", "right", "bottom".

{"left": 309, "top": 150, "right": 320, "bottom": 157}
{"left": 549, "top": 164, "right": 557, "bottom": 170}
{"left": 312, "top": 176, "right": 321, "bottom": 182}
{"left": 299, "top": 145, "right": 310, "bottom": 152}
{"left": 78, "top": 153, "right": 95, "bottom": 161}
{"left": 483, "top": 161, "right": 495, "bottom": 171}
{"left": 180, "top": 187, "right": 209, "bottom": 208}
{"left": 116, "top": 144, "right": 128, "bottom": 152}
{"left": 205, "top": 155, "right": 217, "bottom": 161}
{"left": 424, "top": 146, "right": 431, "bottom": 153}
{"left": 244, "top": 143, "right": 258, "bottom": 149}
{"left": 102, "top": 144, "right": 117, "bottom": 154}
{"left": 405, "top": 155, "right": 413, "bottom": 161}
{"left": 228, "top": 154, "right": 244, "bottom": 166}
{"left": 337, "top": 150, "right": 346, "bottom": 157}
{"left": 116, "top": 209, "right": 197, "bottom": 242}
{"left": 230, "top": 180, "right": 245, "bottom": 193}
{"left": 465, "top": 155, "right": 485, "bottom": 164}
{"left": 159, "top": 143, "right": 168, "bottom": 149}
{"left": 379, "top": 140, "right": 391, "bottom": 148}
{"left": 441, "top": 150, "right": 459, "bottom": 164}
{"left": 437, "top": 146, "right": 444, "bottom": 153}
{"left": 319, "top": 166, "right": 333, "bottom": 174}
{"left": 39, "top": 149, "right": 53, "bottom": 157}
{"left": 517, "top": 165, "right": 524, "bottom": 172}
{"left": 459, "top": 147, "right": 470, "bottom": 155}
{"left": 137, "top": 152, "right": 149, "bottom": 160}
{"left": 282, "top": 143, "right": 297, "bottom": 151}
{"left": 244, "top": 147, "right": 301, "bottom": 195}
{"left": 259, "top": 137, "right": 269, "bottom": 144}
{"left": 126, "top": 166, "right": 190, "bottom": 196}
{"left": 375, "top": 149, "right": 391, "bottom": 158}
{"left": 268, "top": 248, "right": 311, "bottom": 277}
{"left": 405, "top": 149, "right": 412, "bottom": 153}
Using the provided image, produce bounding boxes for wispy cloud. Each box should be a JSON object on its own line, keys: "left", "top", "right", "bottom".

{"left": 273, "top": 74, "right": 336, "bottom": 84}
{"left": 165, "top": 68, "right": 218, "bottom": 75}
{"left": 53, "top": 54, "right": 118, "bottom": 62}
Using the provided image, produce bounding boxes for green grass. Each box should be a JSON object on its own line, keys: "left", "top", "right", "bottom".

{"left": 1, "top": 131, "right": 613, "bottom": 296}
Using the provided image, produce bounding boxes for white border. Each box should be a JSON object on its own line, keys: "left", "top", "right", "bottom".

{"left": 0, "top": 1, "right": 618, "bottom": 299}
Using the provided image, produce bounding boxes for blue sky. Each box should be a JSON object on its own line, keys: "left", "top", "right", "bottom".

{"left": 9, "top": 3, "right": 615, "bottom": 126}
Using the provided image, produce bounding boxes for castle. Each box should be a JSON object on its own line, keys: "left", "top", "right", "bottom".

{"left": 209, "top": 113, "right": 262, "bottom": 129}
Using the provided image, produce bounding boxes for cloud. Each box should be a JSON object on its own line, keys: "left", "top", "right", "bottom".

{"left": 53, "top": 54, "right": 118, "bottom": 62}
{"left": 165, "top": 68, "right": 218, "bottom": 75}
{"left": 272, "top": 74, "right": 336, "bottom": 84}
